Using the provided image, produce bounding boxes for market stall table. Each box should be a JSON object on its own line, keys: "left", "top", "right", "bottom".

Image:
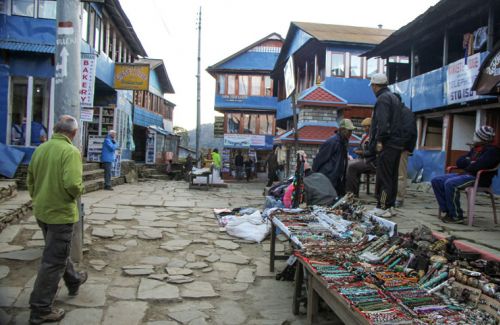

{"left": 189, "top": 171, "right": 211, "bottom": 190}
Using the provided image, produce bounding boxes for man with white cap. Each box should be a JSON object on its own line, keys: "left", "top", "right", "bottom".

{"left": 431, "top": 125, "right": 500, "bottom": 224}
{"left": 101, "top": 130, "right": 118, "bottom": 190}
{"left": 368, "top": 73, "right": 406, "bottom": 213}
{"left": 312, "top": 119, "right": 355, "bottom": 197}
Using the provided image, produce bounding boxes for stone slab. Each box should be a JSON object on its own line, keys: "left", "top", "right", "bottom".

{"left": 92, "top": 228, "right": 115, "bottom": 238}
{"left": 138, "top": 229, "right": 164, "bottom": 240}
{"left": 161, "top": 239, "right": 192, "bottom": 251}
{"left": 181, "top": 281, "right": 218, "bottom": 298}
{"left": 139, "top": 256, "right": 170, "bottom": 265}
{"left": 0, "top": 248, "right": 42, "bottom": 261}
{"left": 102, "top": 301, "right": 147, "bottom": 325}
{"left": 167, "top": 275, "right": 194, "bottom": 284}
{"left": 0, "top": 225, "right": 22, "bottom": 243}
{"left": 0, "top": 243, "right": 24, "bottom": 254}
{"left": 166, "top": 267, "right": 193, "bottom": 276}
{"left": 0, "top": 265, "right": 9, "bottom": 280}
{"left": 107, "top": 286, "right": 136, "bottom": 300}
{"left": 105, "top": 244, "right": 127, "bottom": 252}
{"left": 214, "top": 240, "right": 240, "bottom": 250}
{"left": 220, "top": 254, "right": 250, "bottom": 265}
{"left": 235, "top": 268, "right": 255, "bottom": 283}
{"left": 167, "top": 309, "right": 208, "bottom": 324}
{"left": 185, "top": 262, "right": 209, "bottom": 269}
{"left": 60, "top": 308, "right": 104, "bottom": 325}
{"left": 214, "top": 301, "right": 247, "bottom": 325}
{"left": 0, "top": 287, "right": 22, "bottom": 306}
{"left": 137, "top": 278, "right": 180, "bottom": 300}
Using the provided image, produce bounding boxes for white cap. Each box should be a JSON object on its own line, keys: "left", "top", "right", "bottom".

{"left": 369, "top": 73, "right": 388, "bottom": 86}
{"left": 109, "top": 130, "right": 116, "bottom": 134}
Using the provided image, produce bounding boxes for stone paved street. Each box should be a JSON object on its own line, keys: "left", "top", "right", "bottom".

{"left": 0, "top": 180, "right": 320, "bottom": 325}
{"left": 0, "top": 179, "right": 498, "bottom": 325}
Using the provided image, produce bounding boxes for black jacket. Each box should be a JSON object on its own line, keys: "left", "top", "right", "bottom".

{"left": 235, "top": 155, "right": 244, "bottom": 166}
{"left": 312, "top": 133, "right": 348, "bottom": 196}
{"left": 456, "top": 144, "right": 500, "bottom": 187}
{"left": 367, "top": 87, "right": 405, "bottom": 154}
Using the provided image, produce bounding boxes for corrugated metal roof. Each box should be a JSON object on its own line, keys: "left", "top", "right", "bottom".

{"left": 0, "top": 40, "right": 55, "bottom": 54}
{"left": 293, "top": 22, "right": 394, "bottom": 45}
{"left": 216, "top": 51, "right": 279, "bottom": 72}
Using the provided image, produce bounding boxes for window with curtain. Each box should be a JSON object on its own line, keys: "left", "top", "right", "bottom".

{"left": 238, "top": 75, "right": 248, "bottom": 96}
{"left": 350, "top": 55, "right": 362, "bottom": 77}
{"left": 251, "top": 76, "right": 261, "bottom": 96}
{"left": 12, "top": 0, "right": 34, "bottom": 17}
{"left": 259, "top": 115, "right": 274, "bottom": 135}
{"left": 38, "top": 0, "right": 56, "bottom": 19}
{"left": 264, "top": 76, "right": 272, "bottom": 96}
{"left": 227, "top": 113, "right": 241, "bottom": 133}
{"left": 331, "top": 53, "right": 345, "bottom": 77}
{"left": 218, "top": 75, "right": 225, "bottom": 95}
{"left": 227, "top": 75, "right": 236, "bottom": 95}
{"left": 81, "top": 4, "right": 89, "bottom": 42}
{"left": 94, "top": 15, "right": 102, "bottom": 52}
{"left": 243, "top": 114, "right": 257, "bottom": 134}
{"left": 366, "top": 58, "right": 378, "bottom": 77}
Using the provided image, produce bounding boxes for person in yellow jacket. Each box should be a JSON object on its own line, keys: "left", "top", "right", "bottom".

{"left": 27, "top": 115, "right": 87, "bottom": 325}
{"left": 211, "top": 148, "right": 222, "bottom": 179}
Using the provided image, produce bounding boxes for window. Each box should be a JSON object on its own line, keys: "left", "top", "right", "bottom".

{"left": 94, "top": 15, "right": 101, "bottom": 52}
{"left": 81, "top": 4, "right": 89, "bottom": 42}
{"left": 331, "top": 53, "right": 345, "bottom": 77}
{"left": 423, "top": 117, "right": 443, "bottom": 148}
{"left": 227, "top": 113, "right": 241, "bottom": 133}
{"left": 259, "top": 114, "right": 274, "bottom": 135}
{"left": 243, "top": 114, "right": 257, "bottom": 134}
{"left": 264, "top": 76, "right": 272, "bottom": 96}
{"left": 227, "top": 75, "right": 236, "bottom": 95}
{"left": 10, "top": 77, "right": 50, "bottom": 146}
{"left": 238, "top": 75, "right": 248, "bottom": 96}
{"left": 12, "top": 0, "right": 34, "bottom": 17}
{"left": 366, "top": 58, "right": 378, "bottom": 77}
{"left": 218, "top": 75, "right": 225, "bottom": 95}
{"left": 0, "top": 0, "right": 5, "bottom": 13}
{"left": 251, "top": 76, "right": 261, "bottom": 96}
{"left": 350, "top": 55, "right": 362, "bottom": 77}
{"left": 38, "top": 0, "right": 56, "bottom": 19}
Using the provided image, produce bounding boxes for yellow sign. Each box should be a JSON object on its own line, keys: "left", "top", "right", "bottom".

{"left": 114, "top": 64, "right": 150, "bottom": 90}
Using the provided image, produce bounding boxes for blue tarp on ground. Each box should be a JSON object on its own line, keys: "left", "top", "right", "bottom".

{"left": 0, "top": 143, "right": 25, "bottom": 178}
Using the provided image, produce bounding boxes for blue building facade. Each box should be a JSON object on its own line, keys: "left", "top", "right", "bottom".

{"left": 364, "top": 0, "right": 500, "bottom": 193}
{"left": 207, "top": 33, "right": 283, "bottom": 177}
{"left": 272, "top": 22, "right": 394, "bottom": 173}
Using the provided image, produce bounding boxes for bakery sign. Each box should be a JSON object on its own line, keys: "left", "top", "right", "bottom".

{"left": 473, "top": 48, "right": 500, "bottom": 95}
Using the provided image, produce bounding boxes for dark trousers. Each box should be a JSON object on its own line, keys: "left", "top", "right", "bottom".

{"left": 345, "top": 159, "right": 376, "bottom": 196}
{"left": 431, "top": 173, "right": 475, "bottom": 219}
{"left": 375, "top": 147, "right": 402, "bottom": 209}
{"left": 29, "top": 221, "right": 81, "bottom": 314}
{"left": 103, "top": 162, "right": 112, "bottom": 188}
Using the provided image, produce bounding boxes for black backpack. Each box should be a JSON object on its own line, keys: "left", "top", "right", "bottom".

{"left": 400, "top": 104, "right": 417, "bottom": 152}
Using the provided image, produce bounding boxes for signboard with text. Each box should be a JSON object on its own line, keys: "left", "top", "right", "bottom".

{"left": 447, "top": 53, "right": 481, "bottom": 104}
{"left": 86, "top": 135, "right": 105, "bottom": 162}
{"left": 114, "top": 63, "right": 150, "bottom": 91}
{"left": 214, "top": 116, "right": 224, "bottom": 138}
{"left": 284, "top": 57, "right": 295, "bottom": 98}
{"left": 80, "top": 108, "right": 94, "bottom": 122}
{"left": 80, "top": 53, "right": 96, "bottom": 107}
{"left": 223, "top": 134, "right": 266, "bottom": 148}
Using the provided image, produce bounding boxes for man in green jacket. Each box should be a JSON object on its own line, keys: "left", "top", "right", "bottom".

{"left": 27, "top": 115, "right": 87, "bottom": 325}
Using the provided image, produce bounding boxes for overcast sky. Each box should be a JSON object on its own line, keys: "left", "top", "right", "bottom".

{"left": 119, "top": 0, "right": 440, "bottom": 131}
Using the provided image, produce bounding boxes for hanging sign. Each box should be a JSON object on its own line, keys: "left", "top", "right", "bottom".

{"left": 447, "top": 53, "right": 481, "bottom": 104}
{"left": 214, "top": 116, "right": 224, "bottom": 138}
{"left": 284, "top": 56, "right": 296, "bottom": 98}
{"left": 80, "top": 108, "right": 94, "bottom": 122}
{"left": 80, "top": 53, "right": 96, "bottom": 107}
{"left": 114, "top": 63, "right": 150, "bottom": 91}
{"left": 145, "top": 130, "right": 156, "bottom": 165}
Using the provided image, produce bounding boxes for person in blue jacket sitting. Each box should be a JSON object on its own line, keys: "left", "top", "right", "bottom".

{"left": 431, "top": 125, "right": 500, "bottom": 224}
{"left": 101, "top": 130, "right": 118, "bottom": 190}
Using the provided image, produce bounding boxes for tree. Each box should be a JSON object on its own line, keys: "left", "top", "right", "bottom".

{"left": 173, "top": 126, "right": 190, "bottom": 147}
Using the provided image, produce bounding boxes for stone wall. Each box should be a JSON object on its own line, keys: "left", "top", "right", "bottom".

{"left": 299, "top": 107, "right": 338, "bottom": 124}
{"left": 286, "top": 144, "right": 321, "bottom": 176}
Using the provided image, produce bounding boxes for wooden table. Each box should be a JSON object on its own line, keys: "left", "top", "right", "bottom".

{"left": 293, "top": 256, "right": 370, "bottom": 325}
{"left": 188, "top": 172, "right": 211, "bottom": 190}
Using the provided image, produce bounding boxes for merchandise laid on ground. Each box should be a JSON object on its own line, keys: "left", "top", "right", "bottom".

{"left": 215, "top": 195, "right": 500, "bottom": 325}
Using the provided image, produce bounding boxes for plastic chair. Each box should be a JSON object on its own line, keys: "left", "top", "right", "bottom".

{"left": 440, "top": 165, "right": 499, "bottom": 226}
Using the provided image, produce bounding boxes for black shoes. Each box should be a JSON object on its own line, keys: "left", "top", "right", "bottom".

{"left": 68, "top": 271, "right": 88, "bottom": 296}
{"left": 442, "top": 215, "right": 465, "bottom": 224}
{"left": 104, "top": 186, "right": 114, "bottom": 191}
{"left": 29, "top": 308, "right": 65, "bottom": 324}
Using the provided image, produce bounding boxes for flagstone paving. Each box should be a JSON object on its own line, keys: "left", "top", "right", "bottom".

{"left": 0, "top": 180, "right": 319, "bottom": 324}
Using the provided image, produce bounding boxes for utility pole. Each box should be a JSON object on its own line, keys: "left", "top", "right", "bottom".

{"left": 195, "top": 7, "right": 202, "bottom": 166}
{"left": 55, "top": 0, "right": 83, "bottom": 262}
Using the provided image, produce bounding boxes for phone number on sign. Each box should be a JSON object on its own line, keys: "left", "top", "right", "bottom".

{"left": 450, "top": 88, "right": 475, "bottom": 101}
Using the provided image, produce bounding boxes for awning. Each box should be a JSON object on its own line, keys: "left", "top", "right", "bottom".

{"left": 0, "top": 40, "right": 55, "bottom": 54}
{"left": 473, "top": 44, "right": 500, "bottom": 95}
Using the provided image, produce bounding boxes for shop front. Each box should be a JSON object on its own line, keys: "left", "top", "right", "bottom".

{"left": 222, "top": 133, "right": 274, "bottom": 179}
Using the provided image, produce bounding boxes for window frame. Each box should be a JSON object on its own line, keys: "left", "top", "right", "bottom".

{"left": 37, "top": 0, "right": 56, "bottom": 19}
{"left": 349, "top": 54, "right": 363, "bottom": 78}
{"left": 93, "top": 13, "right": 102, "bottom": 52}
{"left": 11, "top": 0, "right": 35, "bottom": 17}
{"left": 81, "top": 3, "right": 89, "bottom": 42}
{"left": 366, "top": 57, "right": 379, "bottom": 78}
{"left": 330, "top": 52, "right": 345, "bottom": 77}
{"left": 250, "top": 75, "right": 262, "bottom": 96}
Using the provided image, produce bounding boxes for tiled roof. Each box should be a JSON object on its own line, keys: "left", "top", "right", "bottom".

{"left": 276, "top": 126, "right": 362, "bottom": 144}
{"left": 300, "top": 86, "right": 347, "bottom": 105}
{"left": 0, "top": 40, "right": 55, "bottom": 54}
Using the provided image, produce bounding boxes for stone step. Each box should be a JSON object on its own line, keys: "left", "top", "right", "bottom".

{"left": 148, "top": 174, "right": 170, "bottom": 181}
{"left": 0, "top": 180, "right": 17, "bottom": 204}
{"left": 0, "top": 191, "right": 31, "bottom": 232}
{"left": 83, "top": 176, "right": 126, "bottom": 193}
{"left": 83, "top": 162, "right": 101, "bottom": 172}
{"left": 83, "top": 169, "right": 105, "bottom": 182}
